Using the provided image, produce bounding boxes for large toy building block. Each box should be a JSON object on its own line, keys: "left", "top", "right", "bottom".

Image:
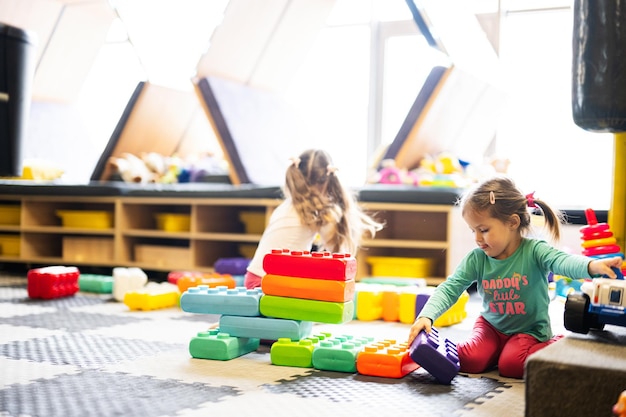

{"left": 355, "top": 284, "right": 385, "bottom": 321}
{"left": 170, "top": 271, "right": 236, "bottom": 292}
{"left": 123, "top": 282, "right": 180, "bottom": 311}
{"left": 262, "top": 274, "right": 355, "bottom": 302}
{"left": 113, "top": 267, "right": 148, "bottom": 302}
{"left": 409, "top": 327, "right": 459, "bottom": 384}
{"left": 218, "top": 315, "right": 313, "bottom": 341}
{"left": 78, "top": 273, "right": 113, "bottom": 293}
{"left": 262, "top": 249, "right": 356, "bottom": 281}
{"left": 189, "top": 329, "right": 260, "bottom": 360}
{"left": 260, "top": 294, "right": 354, "bottom": 324}
{"left": 27, "top": 266, "right": 80, "bottom": 299}
{"left": 270, "top": 333, "right": 330, "bottom": 367}
{"left": 356, "top": 339, "right": 419, "bottom": 378}
{"left": 214, "top": 257, "right": 250, "bottom": 276}
{"left": 312, "top": 335, "right": 374, "bottom": 373}
{"left": 398, "top": 286, "right": 432, "bottom": 324}
{"left": 432, "top": 291, "right": 470, "bottom": 327}
{"left": 180, "top": 286, "right": 262, "bottom": 316}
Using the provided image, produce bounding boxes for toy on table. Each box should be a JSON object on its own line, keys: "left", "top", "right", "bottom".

{"left": 565, "top": 278, "right": 626, "bottom": 333}
{"left": 409, "top": 327, "right": 459, "bottom": 384}
{"left": 580, "top": 208, "right": 626, "bottom": 276}
{"left": 27, "top": 266, "right": 80, "bottom": 299}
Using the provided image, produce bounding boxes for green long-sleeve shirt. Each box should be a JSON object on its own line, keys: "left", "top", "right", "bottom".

{"left": 419, "top": 238, "right": 592, "bottom": 341}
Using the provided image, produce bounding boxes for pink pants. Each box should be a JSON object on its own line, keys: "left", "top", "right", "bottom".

{"left": 457, "top": 316, "right": 563, "bottom": 379}
{"left": 244, "top": 271, "right": 262, "bottom": 289}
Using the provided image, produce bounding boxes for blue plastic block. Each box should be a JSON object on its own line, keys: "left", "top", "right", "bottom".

{"left": 218, "top": 315, "right": 313, "bottom": 341}
{"left": 180, "top": 286, "right": 262, "bottom": 316}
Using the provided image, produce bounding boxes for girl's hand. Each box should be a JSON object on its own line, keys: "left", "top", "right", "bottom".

{"left": 407, "top": 316, "right": 433, "bottom": 345}
{"left": 588, "top": 256, "right": 624, "bottom": 279}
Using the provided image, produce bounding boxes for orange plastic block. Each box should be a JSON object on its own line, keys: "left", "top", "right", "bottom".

{"left": 173, "top": 271, "right": 236, "bottom": 292}
{"left": 262, "top": 274, "right": 355, "bottom": 302}
{"left": 356, "top": 339, "right": 418, "bottom": 378}
{"left": 382, "top": 290, "right": 400, "bottom": 322}
{"left": 262, "top": 249, "right": 356, "bottom": 281}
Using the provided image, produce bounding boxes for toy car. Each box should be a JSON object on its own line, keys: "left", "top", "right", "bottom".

{"left": 564, "top": 275, "right": 626, "bottom": 334}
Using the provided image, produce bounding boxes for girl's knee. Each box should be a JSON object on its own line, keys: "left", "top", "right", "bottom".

{"left": 457, "top": 342, "right": 497, "bottom": 374}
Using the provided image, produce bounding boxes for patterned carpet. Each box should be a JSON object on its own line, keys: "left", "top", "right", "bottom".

{"left": 0, "top": 273, "right": 538, "bottom": 417}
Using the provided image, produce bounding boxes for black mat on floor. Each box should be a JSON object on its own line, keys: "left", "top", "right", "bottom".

{"left": 0, "top": 277, "right": 521, "bottom": 417}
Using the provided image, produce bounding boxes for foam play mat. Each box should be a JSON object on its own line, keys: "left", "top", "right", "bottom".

{"left": 0, "top": 276, "right": 525, "bottom": 417}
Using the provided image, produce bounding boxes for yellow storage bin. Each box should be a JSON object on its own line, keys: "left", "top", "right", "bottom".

{"left": 155, "top": 213, "right": 191, "bottom": 232}
{"left": 0, "top": 235, "right": 20, "bottom": 256}
{"left": 0, "top": 205, "right": 21, "bottom": 225}
{"left": 367, "top": 256, "right": 435, "bottom": 278}
{"left": 239, "top": 211, "right": 265, "bottom": 234}
{"left": 56, "top": 210, "right": 113, "bottom": 229}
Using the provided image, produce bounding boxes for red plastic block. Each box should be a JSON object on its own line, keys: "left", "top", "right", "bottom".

{"left": 262, "top": 274, "right": 355, "bottom": 302}
{"left": 27, "top": 266, "right": 80, "bottom": 299}
{"left": 356, "top": 339, "right": 419, "bottom": 378}
{"left": 262, "top": 249, "right": 356, "bottom": 281}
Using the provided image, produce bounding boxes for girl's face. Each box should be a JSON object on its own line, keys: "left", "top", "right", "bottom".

{"left": 463, "top": 209, "right": 521, "bottom": 260}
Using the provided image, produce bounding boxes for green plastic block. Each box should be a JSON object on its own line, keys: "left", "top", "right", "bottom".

{"left": 189, "top": 330, "right": 260, "bottom": 360}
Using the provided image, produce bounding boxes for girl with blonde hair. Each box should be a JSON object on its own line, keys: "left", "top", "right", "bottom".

{"left": 244, "top": 149, "right": 383, "bottom": 289}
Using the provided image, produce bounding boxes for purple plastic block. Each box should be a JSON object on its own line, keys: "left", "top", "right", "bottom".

{"left": 408, "top": 327, "right": 459, "bottom": 384}
{"left": 214, "top": 257, "right": 250, "bottom": 275}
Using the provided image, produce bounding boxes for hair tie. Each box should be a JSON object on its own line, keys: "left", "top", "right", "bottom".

{"left": 489, "top": 191, "right": 496, "bottom": 205}
{"left": 289, "top": 157, "right": 301, "bottom": 168}
{"left": 327, "top": 166, "right": 338, "bottom": 176}
{"left": 526, "top": 191, "right": 537, "bottom": 208}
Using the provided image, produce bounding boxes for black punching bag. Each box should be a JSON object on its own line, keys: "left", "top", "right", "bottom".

{"left": 572, "top": 0, "right": 626, "bottom": 132}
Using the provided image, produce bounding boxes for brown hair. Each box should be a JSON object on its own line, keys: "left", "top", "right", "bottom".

{"left": 284, "top": 149, "right": 383, "bottom": 253}
{"left": 459, "top": 176, "right": 564, "bottom": 241}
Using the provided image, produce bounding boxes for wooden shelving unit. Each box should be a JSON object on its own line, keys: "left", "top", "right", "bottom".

{"left": 0, "top": 195, "right": 454, "bottom": 284}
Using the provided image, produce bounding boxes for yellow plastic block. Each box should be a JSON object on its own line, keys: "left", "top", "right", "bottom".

{"left": 434, "top": 290, "right": 469, "bottom": 327}
{"left": 355, "top": 284, "right": 384, "bottom": 321}
{"left": 123, "top": 282, "right": 181, "bottom": 311}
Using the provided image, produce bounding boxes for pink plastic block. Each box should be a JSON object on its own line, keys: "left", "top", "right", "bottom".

{"left": 262, "top": 249, "right": 356, "bottom": 281}
{"left": 27, "top": 266, "right": 80, "bottom": 299}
